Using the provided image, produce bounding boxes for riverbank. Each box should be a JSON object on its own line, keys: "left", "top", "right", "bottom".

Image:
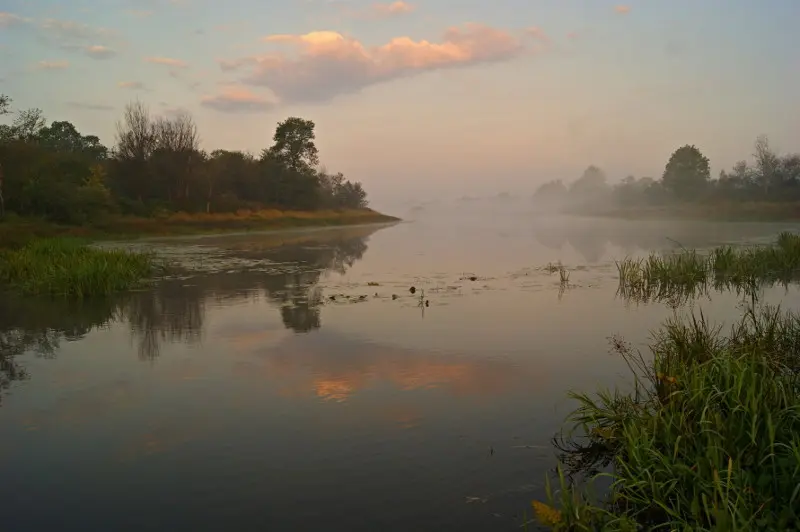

{"left": 532, "top": 234, "right": 800, "bottom": 529}
{"left": 570, "top": 201, "right": 800, "bottom": 222}
{"left": 0, "top": 209, "right": 400, "bottom": 249}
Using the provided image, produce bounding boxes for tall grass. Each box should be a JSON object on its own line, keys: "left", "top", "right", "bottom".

{"left": 617, "top": 232, "right": 800, "bottom": 303}
{"left": 0, "top": 238, "right": 157, "bottom": 297}
{"left": 532, "top": 305, "right": 800, "bottom": 530}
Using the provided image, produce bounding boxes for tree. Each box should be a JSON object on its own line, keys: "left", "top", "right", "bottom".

{"left": 661, "top": 145, "right": 710, "bottom": 200}
{"left": 264, "top": 117, "right": 319, "bottom": 174}
{"left": 571, "top": 165, "right": 607, "bottom": 194}
{"left": 532, "top": 180, "right": 569, "bottom": 208}
{"left": 753, "top": 135, "right": 781, "bottom": 198}
{"left": 0, "top": 94, "right": 10, "bottom": 116}
{"left": 0, "top": 94, "right": 9, "bottom": 217}
{"left": 38, "top": 121, "right": 107, "bottom": 160}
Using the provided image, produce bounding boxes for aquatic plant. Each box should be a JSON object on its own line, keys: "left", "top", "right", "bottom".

{"left": 0, "top": 238, "right": 157, "bottom": 297}
{"left": 616, "top": 232, "right": 800, "bottom": 304}
{"left": 534, "top": 305, "right": 800, "bottom": 530}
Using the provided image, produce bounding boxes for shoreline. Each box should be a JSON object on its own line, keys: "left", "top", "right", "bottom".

{"left": 565, "top": 202, "right": 800, "bottom": 222}
{"left": 0, "top": 209, "right": 401, "bottom": 248}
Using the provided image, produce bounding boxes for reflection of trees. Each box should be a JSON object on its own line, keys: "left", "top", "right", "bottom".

{"left": 533, "top": 217, "right": 790, "bottom": 263}
{"left": 0, "top": 226, "right": 378, "bottom": 387}
{"left": 0, "top": 296, "right": 123, "bottom": 403}
{"left": 123, "top": 229, "right": 371, "bottom": 357}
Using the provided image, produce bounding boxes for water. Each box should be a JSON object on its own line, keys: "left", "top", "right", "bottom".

{"left": 1, "top": 212, "right": 799, "bottom": 531}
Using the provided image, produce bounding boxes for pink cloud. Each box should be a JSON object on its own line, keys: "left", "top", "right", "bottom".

{"left": 145, "top": 56, "right": 188, "bottom": 68}
{"left": 36, "top": 60, "right": 69, "bottom": 70}
{"left": 200, "top": 86, "right": 275, "bottom": 113}
{"left": 372, "top": 1, "right": 415, "bottom": 17}
{"left": 0, "top": 12, "right": 29, "bottom": 27}
{"left": 614, "top": 5, "right": 631, "bottom": 14}
{"left": 118, "top": 81, "right": 147, "bottom": 90}
{"left": 219, "top": 23, "right": 530, "bottom": 104}
{"left": 85, "top": 44, "right": 115, "bottom": 58}
{"left": 524, "top": 26, "right": 549, "bottom": 44}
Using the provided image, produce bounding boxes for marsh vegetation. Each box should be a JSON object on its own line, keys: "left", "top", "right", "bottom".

{"left": 616, "top": 232, "right": 800, "bottom": 304}
{"left": 0, "top": 238, "right": 157, "bottom": 297}
{"left": 533, "top": 235, "right": 800, "bottom": 530}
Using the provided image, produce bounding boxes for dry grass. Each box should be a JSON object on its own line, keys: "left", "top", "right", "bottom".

{"left": 0, "top": 209, "right": 399, "bottom": 248}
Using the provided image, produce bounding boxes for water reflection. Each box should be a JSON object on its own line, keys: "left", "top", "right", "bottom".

{"left": 0, "top": 225, "right": 378, "bottom": 395}
{"left": 0, "top": 297, "right": 123, "bottom": 402}
{"left": 533, "top": 216, "right": 798, "bottom": 262}
{"left": 233, "top": 330, "right": 530, "bottom": 403}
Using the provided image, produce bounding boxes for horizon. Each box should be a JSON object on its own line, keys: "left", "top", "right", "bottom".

{"left": 1, "top": 0, "right": 799, "bottom": 209}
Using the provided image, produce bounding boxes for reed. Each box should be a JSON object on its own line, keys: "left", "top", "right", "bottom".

{"left": 0, "top": 238, "right": 157, "bottom": 297}
{"left": 616, "top": 232, "right": 800, "bottom": 303}
{"left": 533, "top": 305, "right": 800, "bottom": 530}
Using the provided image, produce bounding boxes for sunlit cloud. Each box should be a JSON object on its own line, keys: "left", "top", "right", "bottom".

{"left": 524, "top": 26, "right": 550, "bottom": 44}
{"left": 614, "top": 5, "right": 631, "bottom": 14}
{"left": 145, "top": 56, "right": 188, "bottom": 68}
{"left": 36, "top": 60, "right": 69, "bottom": 70}
{"left": 40, "top": 18, "right": 116, "bottom": 43}
{"left": 0, "top": 12, "right": 29, "bottom": 27}
{"left": 84, "top": 44, "right": 116, "bottom": 59}
{"left": 200, "top": 86, "right": 275, "bottom": 113}
{"left": 371, "top": 1, "right": 415, "bottom": 17}
{"left": 118, "top": 80, "right": 147, "bottom": 90}
{"left": 218, "top": 23, "right": 531, "bottom": 105}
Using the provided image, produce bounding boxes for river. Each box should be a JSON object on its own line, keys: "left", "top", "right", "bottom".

{"left": 1, "top": 210, "right": 799, "bottom": 531}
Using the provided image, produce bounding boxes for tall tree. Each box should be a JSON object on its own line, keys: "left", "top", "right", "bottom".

{"left": 753, "top": 135, "right": 780, "bottom": 197}
{"left": 38, "top": 121, "right": 107, "bottom": 160}
{"left": 0, "top": 94, "right": 10, "bottom": 116}
{"left": 0, "top": 94, "right": 9, "bottom": 217}
{"left": 264, "top": 117, "right": 319, "bottom": 174}
{"left": 661, "top": 145, "right": 710, "bottom": 200}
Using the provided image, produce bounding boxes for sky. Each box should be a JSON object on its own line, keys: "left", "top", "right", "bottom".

{"left": 1, "top": 0, "right": 799, "bottom": 207}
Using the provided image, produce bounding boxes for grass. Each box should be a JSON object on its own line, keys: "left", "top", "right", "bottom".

{"left": 0, "top": 238, "right": 158, "bottom": 297}
{"left": 616, "top": 231, "right": 800, "bottom": 304}
{"left": 0, "top": 209, "right": 400, "bottom": 249}
{"left": 530, "top": 304, "right": 800, "bottom": 530}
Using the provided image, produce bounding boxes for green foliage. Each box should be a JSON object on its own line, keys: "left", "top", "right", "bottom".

{"left": 0, "top": 94, "right": 371, "bottom": 225}
{"left": 662, "top": 144, "right": 711, "bottom": 200}
{"left": 263, "top": 117, "right": 320, "bottom": 174}
{"left": 538, "top": 305, "right": 800, "bottom": 530}
{"left": 0, "top": 238, "right": 156, "bottom": 297}
{"left": 616, "top": 232, "right": 800, "bottom": 304}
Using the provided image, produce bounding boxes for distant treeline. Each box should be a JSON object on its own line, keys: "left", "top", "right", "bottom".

{"left": 533, "top": 137, "right": 800, "bottom": 211}
{"left": 0, "top": 93, "right": 368, "bottom": 225}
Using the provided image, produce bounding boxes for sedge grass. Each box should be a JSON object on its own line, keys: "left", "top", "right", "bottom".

{"left": 0, "top": 238, "right": 157, "bottom": 297}
{"left": 617, "top": 232, "right": 800, "bottom": 304}
{"left": 533, "top": 305, "right": 800, "bottom": 530}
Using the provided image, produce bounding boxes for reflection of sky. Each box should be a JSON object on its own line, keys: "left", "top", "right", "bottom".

{"left": 3, "top": 217, "right": 800, "bottom": 531}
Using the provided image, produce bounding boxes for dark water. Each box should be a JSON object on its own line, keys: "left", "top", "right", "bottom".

{"left": 1, "top": 213, "right": 799, "bottom": 531}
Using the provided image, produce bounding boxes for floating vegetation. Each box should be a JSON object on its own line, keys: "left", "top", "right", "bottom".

{"left": 534, "top": 303, "right": 800, "bottom": 530}
{"left": 616, "top": 231, "right": 800, "bottom": 303}
{"left": 0, "top": 238, "right": 158, "bottom": 298}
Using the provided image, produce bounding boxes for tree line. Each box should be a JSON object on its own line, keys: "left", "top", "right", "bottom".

{"left": 0, "top": 94, "right": 369, "bottom": 225}
{"left": 533, "top": 136, "right": 800, "bottom": 211}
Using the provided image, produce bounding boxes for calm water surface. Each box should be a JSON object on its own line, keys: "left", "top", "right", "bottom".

{"left": 2, "top": 212, "right": 799, "bottom": 531}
